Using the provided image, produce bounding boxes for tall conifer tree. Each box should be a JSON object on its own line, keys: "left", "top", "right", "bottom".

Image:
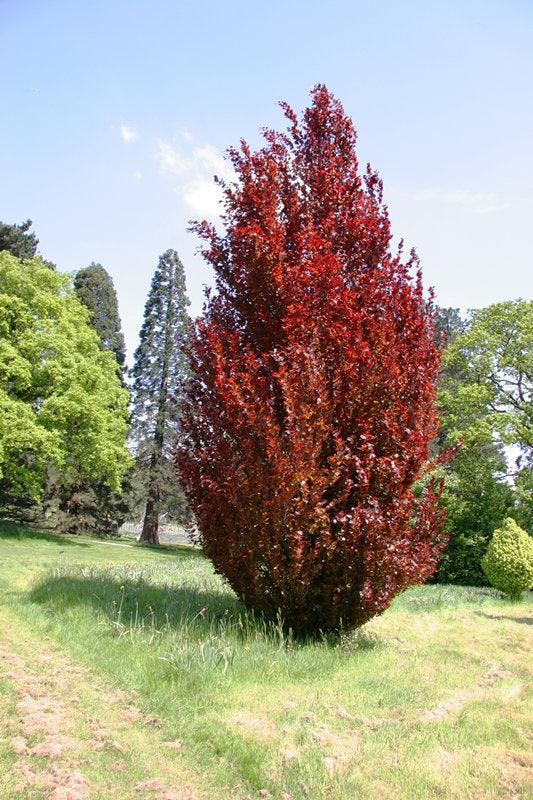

{"left": 0, "top": 219, "right": 39, "bottom": 260}
{"left": 74, "top": 263, "right": 126, "bottom": 368}
{"left": 130, "top": 249, "right": 190, "bottom": 544}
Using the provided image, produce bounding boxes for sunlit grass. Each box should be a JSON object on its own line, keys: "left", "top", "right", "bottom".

{"left": 0, "top": 521, "right": 531, "bottom": 800}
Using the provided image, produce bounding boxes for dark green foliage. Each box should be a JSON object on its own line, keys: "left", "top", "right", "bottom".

{"left": 42, "top": 473, "right": 131, "bottom": 536}
{"left": 74, "top": 263, "right": 126, "bottom": 368}
{"left": 436, "top": 470, "right": 514, "bottom": 585}
{"left": 130, "top": 249, "right": 191, "bottom": 544}
{"left": 433, "top": 306, "right": 467, "bottom": 351}
{"left": 60, "top": 262, "right": 129, "bottom": 533}
{"left": 121, "top": 457, "right": 192, "bottom": 530}
{"left": 0, "top": 219, "right": 39, "bottom": 260}
{"left": 431, "top": 307, "right": 467, "bottom": 455}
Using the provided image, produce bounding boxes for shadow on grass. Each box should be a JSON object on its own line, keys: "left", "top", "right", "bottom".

{"left": 29, "top": 567, "right": 246, "bottom": 634}
{"left": 28, "top": 564, "right": 339, "bottom": 647}
{"left": 475, "top": 611, "right": 533, "bottom": 626}
{"left": 30, "top": 566, "right": 528, "bottom": 647}
{"left": 0, "top": 519, "right": 202, "bottom": 560}
{"left": 129, "top": 540, "right": 204, "bottom": 558}
{"left": 0, "top": 520, "right": 90, "bottom": 548}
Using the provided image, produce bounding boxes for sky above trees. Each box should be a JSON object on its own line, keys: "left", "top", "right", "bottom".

{"left": 1, "top": 0, "right": 532, "bottom": 362}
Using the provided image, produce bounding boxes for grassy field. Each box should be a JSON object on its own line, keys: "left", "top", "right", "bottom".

{"left": 0, "top": 522, "right": 531, "bottom": 800}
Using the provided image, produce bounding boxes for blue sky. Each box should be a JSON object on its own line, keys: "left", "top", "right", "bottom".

{"left": 1, "top": 0, "right": 532, "bottom": 361}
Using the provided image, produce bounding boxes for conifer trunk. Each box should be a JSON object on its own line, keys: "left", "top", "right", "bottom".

{"left": 140, "top": 463, "right": 160, "bottom": 544}
{"left": 139, "top": 404, "right": 165, "bottom": 543}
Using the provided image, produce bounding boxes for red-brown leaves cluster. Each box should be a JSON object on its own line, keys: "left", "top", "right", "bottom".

{"left": 177, "top": 85, "right": 450, "bottom": 634}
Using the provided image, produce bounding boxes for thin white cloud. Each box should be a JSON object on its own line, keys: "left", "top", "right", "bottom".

{"left": 416, "top": 189, "right": 510, "bottom": 214}
{"left": 193, "top": 143, "right": 229, "bottom": 175}
{"left": 182, "top": 179, "right": 224, "bottom": 217}
{"left": 155, "top": 138, "right": 235, "bottom": 218}
{"left": 155, "top": 141, "right": 189, "bottom": 175}
{"left": 134, "top": 171, "right": 142, "bottom": 181}
{"left": 120, "top": 124, "right": 139, "bottom": 143}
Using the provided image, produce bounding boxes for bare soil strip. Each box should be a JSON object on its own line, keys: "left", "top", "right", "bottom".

{"left": 0, "top": 614, "right": 206, "bottom": 800}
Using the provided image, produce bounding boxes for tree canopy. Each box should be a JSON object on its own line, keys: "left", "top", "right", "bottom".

{"left": 130, "top": 249, "right": 191, "bottom": 543}
{"left": 0, "top": 252, "right": 131, "bottom": 508}
{"left": 74, "top": 263, "right": 126, "bottom": 368}
{"left": 0, "top": 219, "right": 39, "bottom": 260}
{"left": 178, "top": 85, "right": 452, "bottom": 633}
{"left": 438, "top": 299, "right": 533, "bottom": 539}
{"left": 442, "top": 300, "right": 532, "bottom": 455}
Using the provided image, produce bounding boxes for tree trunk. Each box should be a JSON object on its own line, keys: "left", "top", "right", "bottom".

{"left": 140, "top": 473, "right": 160, "bottom": 545}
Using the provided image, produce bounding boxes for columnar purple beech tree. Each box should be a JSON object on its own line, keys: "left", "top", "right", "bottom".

{"left": 177, "top": 86, "right": 454, "bottom": 633}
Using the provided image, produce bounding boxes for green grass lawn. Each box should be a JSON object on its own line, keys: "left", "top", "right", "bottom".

{"left": 0, "top": 521, "right": 532, "bottom": 800}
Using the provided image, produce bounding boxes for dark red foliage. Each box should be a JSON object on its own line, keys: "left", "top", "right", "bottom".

{"left": 177, "top": 85, "right": 453, "bottom": 634}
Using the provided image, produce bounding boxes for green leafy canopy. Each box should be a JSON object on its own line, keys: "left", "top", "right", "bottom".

{"left": 0, "top": 252, "right": 131, "bottom": 505}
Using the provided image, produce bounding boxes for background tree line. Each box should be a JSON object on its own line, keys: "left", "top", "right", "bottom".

{"left": 0, "top": 219, "right": 191, "bottom": 544}
{"left": 0, "top": 216, "right": 531, "bottom": 583}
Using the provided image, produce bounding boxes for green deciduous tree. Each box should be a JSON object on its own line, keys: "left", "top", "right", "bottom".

{"left": 130, "top": 249, "right": 191, "bottom": 544}
{"left": 434, "top": 300, "right": 532, "bottom": 584}
{"left": 444, "top": 300, "right": 532, "bottom": 454}
{"left": 51, "top": 262, "right": 130, "bottom": 534}
{"left": 0, "top": 252, "right": 131, "bottom": 514}
{"left": 434, "top": 431, "right": 514, "bottom": 585}
{"left": 444, "top": 300, "right": 532, "bottom": 527}
{"left": 515, "top": 466, "right": 533, "bottom": 533}
{"left": 74, "top": 263, "right": 126, "bottom": 368}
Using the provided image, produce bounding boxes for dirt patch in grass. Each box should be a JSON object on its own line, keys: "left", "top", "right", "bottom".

{"left": 310, "top": 722, "right": 360, "bottom": 774}
{"left": 103, "top": 687, "right": 139, "bottom": 704}
{"left": 422, "top": 663, "right": 513, "bottom": 722}
{"left": 164, "top": 740, "right": 183, "bottom": 750}
{"left": 496, "top": 749, "right": 533, "bottom": 799}
{"left": 134, "top": 777, "right": 198, "bottom": 799}
{"left": 429, "top": 746, "right": 459, "bottom": 773}
{"left": 17, "top": 692, "right": 75, "bottom": 738}
{"left": 14, "top": 762, "right": 90, "bottom": 800}
{"left": 279, "top": 745, "right": 300, "bottom": 764}
{"left": 28, "top": 735, "right": 79, "bottom": 758}
{"left": 0, "top": 641, "right": 89, "bottom": 799}
{"left": 232, "top": 710, "right": 277, "bottom": 742}
{"left": 121, "top": 705, "right": 144, "bottom": 723}
{"left": 0, "top": 634, "right": 206, "bottom": 800}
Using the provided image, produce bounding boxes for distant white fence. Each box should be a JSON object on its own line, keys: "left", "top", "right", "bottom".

{"left": 118, "top": 519, "right": 193, "bottom": 544}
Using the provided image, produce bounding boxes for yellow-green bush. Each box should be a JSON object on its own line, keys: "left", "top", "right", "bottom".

{"left": 481, "top": 518, "right": 533, "bottom": 600}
